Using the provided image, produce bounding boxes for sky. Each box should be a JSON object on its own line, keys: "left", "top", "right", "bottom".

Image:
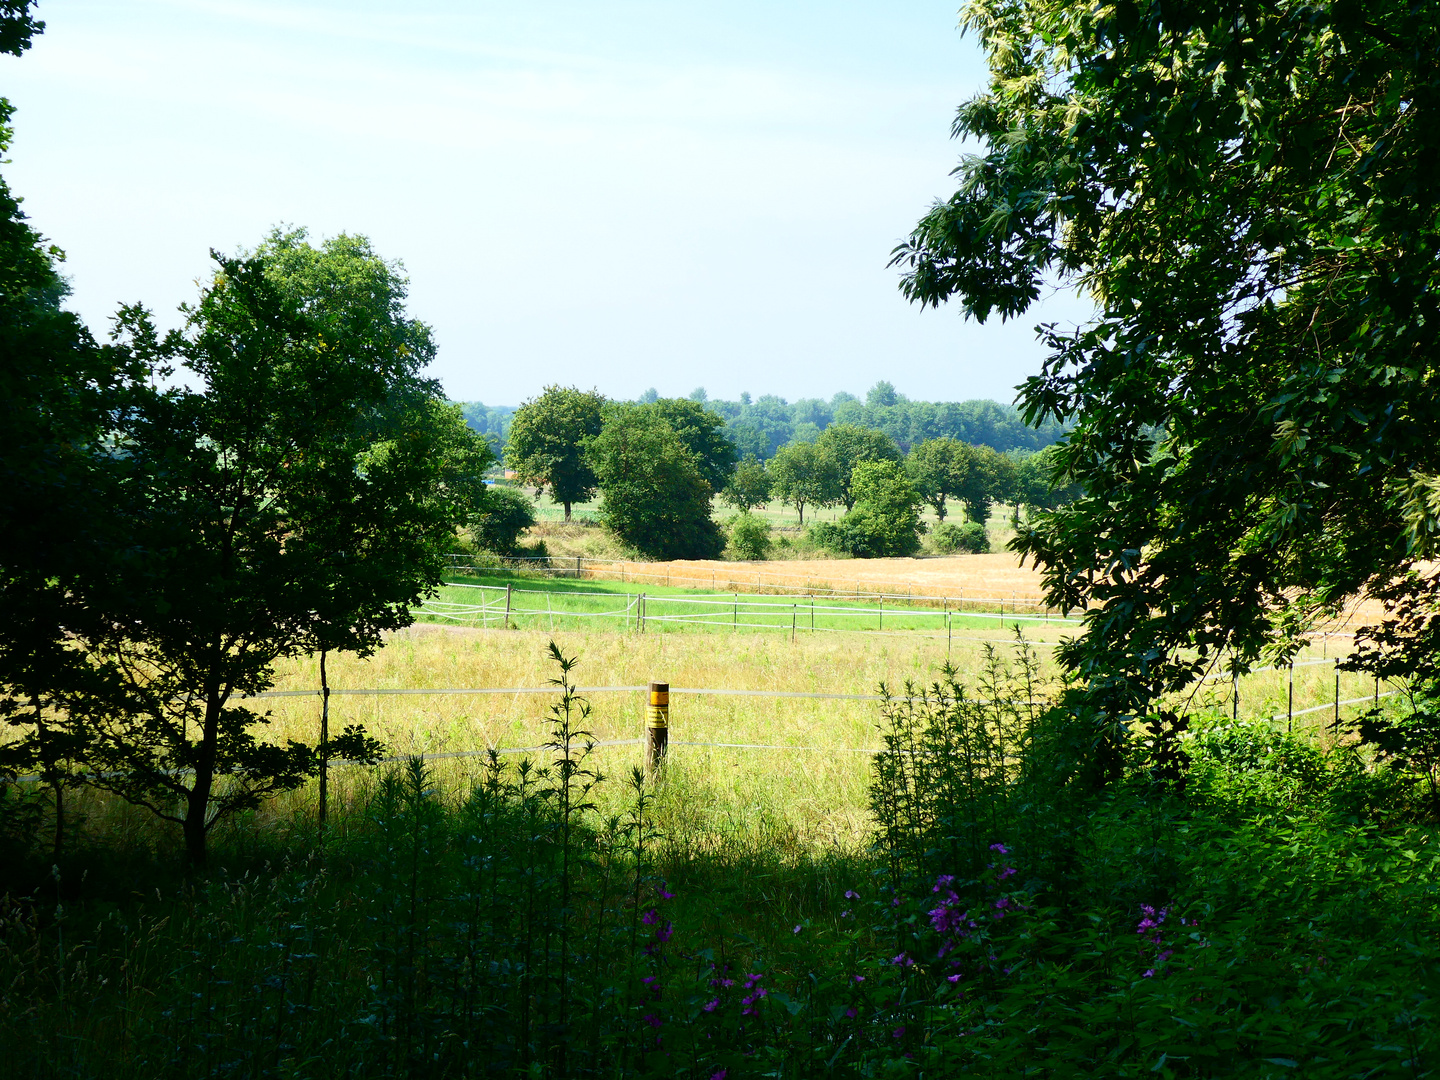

{"left": 0, "top": 0, "right": 1092, "bottom": 406}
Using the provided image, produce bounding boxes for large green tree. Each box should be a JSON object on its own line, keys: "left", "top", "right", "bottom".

{"left": 906, "top": 437, "right": 974, "bottom": 521}
{"left": 505, "top": 385, "right": 607, "bottom": 520}
{"left": 815, "top": 424, "right": 902, "bottom": 512}
{"left": 634, "top": 397, "right": 737, "bottom": 492}
{"left": 768, "top": 440, "right": 840, "bottom": 525}
{"left": 811, "top": 460, "right": 924, "bottom": 558}
{"left": 587, "top": 407, "right": 724, "bottom": 560}
{"left": 892, "top": 0, "right": 1440, "bottom": 752}
{"left": 721, "top": 454, "right": 772, "bottom": 514}
{"left": 0, "top": 2, "right": 148, "bottom": 851}
{"left": 68, "top": 231, "right": 486, "bottom": 862}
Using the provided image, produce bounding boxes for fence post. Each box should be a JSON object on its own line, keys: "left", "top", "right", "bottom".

{"left": 576, "top": 556, "right": 581, "bottom": 579}
{"left": 810, "top": 595, "right": 815, "bottom": 631}
{"left": 505, "top": 584, "right": 513, "bottom": 628}
{"left": 791, "top": 604, "right": 797, "bottom": 642}
{"left": 1334, "top": 672, "right": 1340, "bottom": 732}
{"left": 640, "top": 593, "right": 646, "bottom": 633}
{"left": 999, "top": 599, "right": 1004, "bottom": 628}
{"left": 1232, "top": 673, "right": 1238, "bottom": 721}
{"left": 734, "top": 594, "right": 738, "bottom": 631}
{"left": 646, "top": 682, "right": 669, "bottom": 776}
{"left": 947, "top": 610, "right": 952, "bottom": 658}
{"left": 879, "top": 596, "right": 883, "bottom": 631}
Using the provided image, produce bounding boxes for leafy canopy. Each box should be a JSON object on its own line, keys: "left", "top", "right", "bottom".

{"left": 893, "top": 0, "right": 1440, "bottom": 720}
{"left": 587, "top": 406, "right": 724, "bottom": 561}
{"left": 67, "top": 230, "right": 485, "bottom": 862}
{"left": 505, "top": 385, "right": 607, "bottom": 519}
{"left": 815, "top": 424, "right": 902, "bottom": 512}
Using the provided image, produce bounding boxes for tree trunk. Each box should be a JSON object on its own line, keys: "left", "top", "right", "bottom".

{"left": 563, "top": 500, "right": 572, "bottom": 522}
{"left": 318, "top": 649, "right": 330, "bottom": 837}
{"left": 798, "top": 502, "right": 805, "bottom": 526}
{"left": 935, "top": 497, "right": 947, "bottom": 522}
{"left": 31, "top": 695, "right": 64, "bottom": 860}
{"left": 186, "top": 666, "right": 224, "bottom": 865}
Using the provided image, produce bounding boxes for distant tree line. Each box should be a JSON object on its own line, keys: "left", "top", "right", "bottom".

{"left": 458, "top": 379, "right": 1067, "bottom": 461}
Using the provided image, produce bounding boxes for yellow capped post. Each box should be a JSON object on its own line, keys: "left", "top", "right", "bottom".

{"left": 646, "top": 681, "right": 669, "bottom": 775}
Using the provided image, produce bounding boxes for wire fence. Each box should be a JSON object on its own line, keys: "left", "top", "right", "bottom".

{"left": 420, "top": 581, "right": 1083, "bottom": 638}
{"left": 444, "top": 553, "right": 1064, "bottom": 609}
{"left": 9, "top": 657, "right": 1402, "bottom": 784}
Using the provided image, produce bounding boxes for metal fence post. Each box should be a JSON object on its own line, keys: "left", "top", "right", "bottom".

{"left": 505, "top": 584, "right": 512, "bottom": 628}
{"left": 646, "top": 682, "right": 669, "bottom": 776}
{"left": 1287, "top": 664, "right": 1293, "bottom": 733}
{"left": 1334, "top": 672, "right": 1340, "bottom": 732}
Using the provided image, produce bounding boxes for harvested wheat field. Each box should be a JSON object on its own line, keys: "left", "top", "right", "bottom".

{"left": 551, "top": 552, "right": 1423, "bottom": 633}
{"left": 572, "top": 552, "right": 1048, "bottom": 604}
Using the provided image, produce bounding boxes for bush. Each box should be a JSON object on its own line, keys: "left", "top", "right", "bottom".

{"left": 809, "top": 461, "right": 924, "bottom": 558}
{"left": 930, "top": 520, "right": 989, "bottom": 554}
{"left": 725, "top": 512, "right": 772, "bottom": 560}
{"left": 468, "top": 483, "right": 537, "bottom": 555}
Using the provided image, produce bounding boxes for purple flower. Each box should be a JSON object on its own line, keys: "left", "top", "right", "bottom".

{"left": 844, "top": 1007, "right": 857, "bottom": 1019}
{"left": 703, "top": 998, "right": 719, "bottom": 1013}
{"left": 793, "top": 924, "right": 802, "bottom": 934}
{"left": 1143, "top": 968, "right": 1156, "bottom": 978}
{"left": 852, "top": 975, "right": 865, "bottom": 983}
{"left": 642, "top": 976, "right": 657, "bottom": 985}
{"left": 932, "top": 875, "right": 957, "bottom": 893}
{"left": 844, "top": 889, "right": 860, "bottom": 900}
{"left": 643, "top": 1012, "right": 662, "bottom": 1029}
{"left": 711, "top": 1071, "right": 727, "bottom": 1080}
{"left": 840, "top": 909, "right": 852, "bottom": 919}
{"left": 947, "top": 974, "right": 962, "bottom": 984}
{"left": 658, "top": 887, "right": 676, "bottom": 900}
{"left": 893, "top": 1026, "right": 906, "bottom": 1039}
{"left": 655, "top": 921, "right": 673, "bottom": 943}
{"left": 890, "top": 952, "right": 914, "bottom": 968}
{"left": 643, "top": 910, "right": 659, "bottom": 926}
{"left": 989, "top": 843, "right": 1010, "bottom": 854}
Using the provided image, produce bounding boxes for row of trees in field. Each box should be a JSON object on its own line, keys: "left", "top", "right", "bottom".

{"left": 729, "top": 432, "right": 1074, "bottom": 526}
{"left": 501, "top": 385, "right": 1077, "bottom": 561}
{"left": 0, "top": 11, "right": 501, "bottom": 861}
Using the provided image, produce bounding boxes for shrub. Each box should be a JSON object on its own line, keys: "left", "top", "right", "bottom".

{"left": 725, "top": 512, "right": 772, "bottom": 561}
{"left": 930, "top": 520, "right": 989, "bottom": 554}
{"left": 469, "top": 483, "right": 537, "bottom": 555}
{"left": 809, "top": 461, "right": 924, "bottom": 558}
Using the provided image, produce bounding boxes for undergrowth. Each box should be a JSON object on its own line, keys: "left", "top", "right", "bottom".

{"left": 2, "top": 638, "right": 1438, "bottom": 1077}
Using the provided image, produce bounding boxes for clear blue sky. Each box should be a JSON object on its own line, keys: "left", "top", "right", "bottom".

{"left": 1, "top": 0, "right": 1090, "bottom": 405}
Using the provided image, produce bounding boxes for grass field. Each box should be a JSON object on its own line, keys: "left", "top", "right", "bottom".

{"left": 234, "top": 603, "right": 1382, "bottom": 855}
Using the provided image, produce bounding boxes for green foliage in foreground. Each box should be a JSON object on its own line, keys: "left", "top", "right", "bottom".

{"left": 3, "top": 642, "right": 1438, "bottom": 1077}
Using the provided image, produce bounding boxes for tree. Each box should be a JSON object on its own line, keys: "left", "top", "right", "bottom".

{"left": 815, "top": 424, "right": 902, "bottom": 511}
{"left": 0, "top": 3, "right": 148, "bottom": 854}
{"left": 810, "top": 460, "right": 924, "bottom": 558}
{"left": 953, "top": 444, "right": 1015, "bottom": 526}
{"left": 636, "top": 397, "right": 737, "bottom": 492}
{"left": 587, "top": 407, "right": 724, "bottom": 560}
{"left": 505, "top": 386, "right": 606, "bottom": 520}
{"left": 66, "top": 231, "right": 483, "bottom": 863}
{"left": 721, "top": 454, "right": 772, "bottom": 514}
{"left": 1010, "top": 447, "right": 1080, "bottom": 520}
{"left": 768, "top": 440, "right": 840, "bottom": 525}
{"left": 906, "top": 437, "right": 974, "bottom": 521}
{"left": 891, "top": 0, "right": 1440, "bottom": 751}
{"left": 470, "top": 484, "right": 537, "bottom": 556}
